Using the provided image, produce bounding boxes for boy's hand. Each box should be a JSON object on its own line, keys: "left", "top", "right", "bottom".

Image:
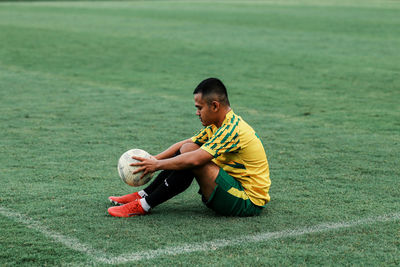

{"left": 130, "top": 156, "right": 159, "bottom": 179}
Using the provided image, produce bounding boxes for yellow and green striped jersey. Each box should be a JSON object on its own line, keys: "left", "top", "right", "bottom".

{"left": 191, "top": 110, "right": 271, "bottom": 206}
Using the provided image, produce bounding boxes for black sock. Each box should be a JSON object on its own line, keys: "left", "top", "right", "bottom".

{"left": 145, "top": 170, "right": 194, "bottom": 208}
{"left": 143, "top": 151, "right": 181, "bottom": 195}
{"left": 143, "top": 170, "right": 173, "bottom": 195}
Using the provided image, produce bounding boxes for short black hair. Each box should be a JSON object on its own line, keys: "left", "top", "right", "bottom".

{"left": 193, "top": 78, "right": 230, "bottom": 106}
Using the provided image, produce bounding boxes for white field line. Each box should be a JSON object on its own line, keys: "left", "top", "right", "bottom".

{"left": 111, "top": 212, "right": 400, "bottom": 264}
{"left": 0, "top": 206, "right": 111, "bottom": 263}
{"left": 1, "top": 206, "right": 399, "bottom": 265}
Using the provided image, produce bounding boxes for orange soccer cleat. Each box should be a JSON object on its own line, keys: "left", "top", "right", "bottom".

{"left": 108, "top": 199, "right": 148, "bottom": 217}
{"left": 108, "top": 192, "right": 142, "bottom": 205}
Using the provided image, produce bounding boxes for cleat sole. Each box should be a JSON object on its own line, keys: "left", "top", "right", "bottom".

{"left": 108, "top": 198, "right": 123, "bottom": 206}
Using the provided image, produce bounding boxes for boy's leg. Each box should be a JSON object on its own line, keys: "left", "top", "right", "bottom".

{"left": 108, "top": 143, "right": 198, "bottom": 217}
{"left": 144, "top": 169, "right": 194, "bottom": 208}
{"left": 108, "top": 169, "right": 194, "bottom": 217}
{"left": 108, "top": 169, "right": 174, "bottom": 205}
{"left": 143, "top": 142, "right": 200, "bottom": 208}
{"left": 197, "top": 167, "right": 264, "bottom": 217}
{"left": 182, "top": 145, "right": 263, "bottom": 216}
{"left": 192, "top": 162, "right": 219, "bottom": 201}
{"left": 142, "top": 149, "right": 182, "bottom": 196}
{"left": 109, "top": 151, "right": 178, "bottom": 205}
{"left": 142, "top": 170, "right": 173, "bottom": 196}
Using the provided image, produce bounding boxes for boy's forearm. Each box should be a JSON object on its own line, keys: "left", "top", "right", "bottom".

{"left": 154, "top": 139, "right": 193, "bottom": 160}
{"left": 156, "top": 153, "right": 196, "bottom": 170}
{"left": 156, "top": 149, "right": 211, "bottom": 171}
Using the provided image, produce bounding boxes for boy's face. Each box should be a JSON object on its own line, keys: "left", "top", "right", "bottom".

{"left": 194, "top": 93, "right": 215, "bottom": 126}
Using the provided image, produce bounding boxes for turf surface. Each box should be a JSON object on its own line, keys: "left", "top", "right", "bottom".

{"left": 0, "top": 0, "right": 399, "bottom": 265}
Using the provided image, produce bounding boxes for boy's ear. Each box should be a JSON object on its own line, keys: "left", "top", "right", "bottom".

{"left": 211, "top": 101, "right": 220, "bottom": 111}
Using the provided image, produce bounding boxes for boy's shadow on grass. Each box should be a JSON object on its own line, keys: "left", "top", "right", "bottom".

{"left": 137, "top": 200, "right": 269, "bottom": 221}
{"left": 103, "top": 197, "right": 269, "bottom": 220}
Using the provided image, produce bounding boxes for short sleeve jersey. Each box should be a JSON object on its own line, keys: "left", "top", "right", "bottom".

{"left": 191, "top": 110, "right": 271, "bottom": 206}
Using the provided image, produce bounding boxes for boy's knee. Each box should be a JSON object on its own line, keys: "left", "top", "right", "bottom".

{"left": 180, "top": 142, "right": 200, "bottom": 154}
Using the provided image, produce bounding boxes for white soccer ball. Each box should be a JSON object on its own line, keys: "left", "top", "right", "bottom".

{"left": 117, "top": 149, "right": 154, "bottom": 187}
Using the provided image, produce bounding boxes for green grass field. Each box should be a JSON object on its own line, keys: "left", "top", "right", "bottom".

{"left": 0, "top": 0, "right": 399, "bottom": 265}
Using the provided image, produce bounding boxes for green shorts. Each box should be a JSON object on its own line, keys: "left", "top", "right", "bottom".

{"left": 201, "top": 168, "right": 264, "bottom": 217}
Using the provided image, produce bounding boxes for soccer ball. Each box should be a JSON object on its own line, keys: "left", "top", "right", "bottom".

{"left": 117, "top": 149, "right": 154, "bottom": 187}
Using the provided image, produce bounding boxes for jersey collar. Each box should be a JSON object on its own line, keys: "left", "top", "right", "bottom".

{"left": 221, "top": 109, "right": 234, "bottom": 126}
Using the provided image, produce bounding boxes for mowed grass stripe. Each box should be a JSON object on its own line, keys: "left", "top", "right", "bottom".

{"left": 0, "top": 61, "right": 367, "bottom": 134}
{"left": 1, "top": 4, "right": 398, "bottom": 46}
{"left": 1, "top": 2, "right": 398, "bottom": 106}
{"left": 0, "top": 62, "right": 292, "bottom": 124}
{"left": 1, "top": 2, "right": 398, "bottom": 96}
{"left": 1, "top": 205, "right": 399, "bottom": 264}
{"left": 1, "top": 0, "right": 398, "bottom": 9}
{"left": 1, "top": 61, "right": 397, "bottom": 135}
